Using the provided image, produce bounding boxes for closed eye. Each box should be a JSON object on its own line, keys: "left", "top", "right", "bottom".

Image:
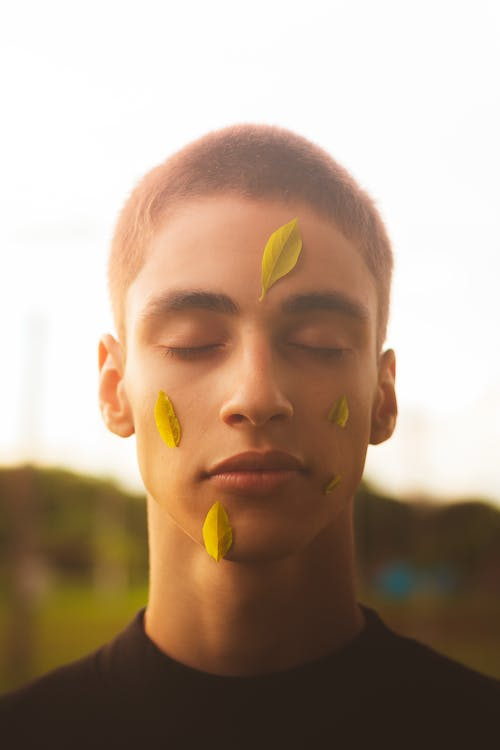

{"left": 161, "top": 344, "right": 223, "bottom": 360}
{"left": 287, "top": 342, "right": 347, "bottom": 360}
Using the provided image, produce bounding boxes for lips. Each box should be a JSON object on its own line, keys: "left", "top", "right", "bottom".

{"left": 207, "top": 450, "right": 305, "bottom": 475}
{"left": 204, "top": 451, "right": 306, "bottom": 495}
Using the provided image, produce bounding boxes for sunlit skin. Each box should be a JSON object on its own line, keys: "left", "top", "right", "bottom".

{"left": 98, "top": 195, "right": 397, "bottom": 676}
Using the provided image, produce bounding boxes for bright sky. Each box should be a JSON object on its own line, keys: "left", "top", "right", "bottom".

{"left": 1, "top": 0, "right": 499, "bottom": 505}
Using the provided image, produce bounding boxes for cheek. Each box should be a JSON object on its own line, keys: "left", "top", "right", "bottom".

{"left": 127, "top": 384, "right": 182, "bottom": 498}
{"left": 310, "top": 386, "right": 374, "bottom": 485}
{"left": 134, "top": 403, "right": 173, "bottom": 499}
{"left": 129, "top": 383, "right": 211, "bottom": 531}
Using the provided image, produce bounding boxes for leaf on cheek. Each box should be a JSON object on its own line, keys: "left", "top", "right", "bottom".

{"left": 154, "top": 390, "right": 182, "bottom": 447}
{"left": 327, "top": 395, "right": 349, "bottom": 427}
{"left": 202, "top": 501, "right": 233, "bottom": 562}
{"left": 324, "top": 475, "right": 342, "bottom": 494}
{"left": 259, "top": 218, "right": 303, "bottom": 301}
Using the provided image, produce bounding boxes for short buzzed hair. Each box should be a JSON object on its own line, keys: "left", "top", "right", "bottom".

{"left": 108, "top": 124, "right": 393, "bottom": 347}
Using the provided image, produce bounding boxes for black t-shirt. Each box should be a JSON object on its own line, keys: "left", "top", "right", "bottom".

{"left": 1, "top": 606, "right": 498, "bottom": 749}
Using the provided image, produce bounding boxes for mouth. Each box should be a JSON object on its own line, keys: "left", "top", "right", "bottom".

{"left": 204, "top": 450, "right": 307, "bottom": 494}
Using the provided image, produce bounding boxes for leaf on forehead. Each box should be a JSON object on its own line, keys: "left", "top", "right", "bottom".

{"left": 259, "top": 218, "right": 303, "bottom": 301}
{"left": 154, "top": 390, "right": 181, "bottom": 447}
{"left": 327, "top": 395, "right": 349, "bottom": 428}
{"left": 202, "top": 501, "right": 233, "bottom": 562}
{"left": 324, "top": 475, "right": 342, "bottom": 494}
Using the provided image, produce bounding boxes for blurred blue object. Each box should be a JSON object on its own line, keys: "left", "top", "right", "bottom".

{"left": 375, "top": 563, "right": 417, "bottom": 598}
{"left": 373, "top": 562, "right": 459, "bottom": 599}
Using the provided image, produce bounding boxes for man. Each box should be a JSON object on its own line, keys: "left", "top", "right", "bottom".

{"left": 2, "top": 125, "right": 498, "bottom": 747}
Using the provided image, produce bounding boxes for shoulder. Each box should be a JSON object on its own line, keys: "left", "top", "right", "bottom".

{"left": 1, "top": 647, "right": 104, "bottom": 712}
{"left": 0, "top": 611, "right": 147, "bottom": 747}
{"left": 359, "top": 607, "right": 500, "bottom": 715}
{"left": 380, "top": 615, "right": 497, "bottom": 687}
{"left": 331, "top": 607, "right": 499, "bottom": 745}
{"left": 0, "top": 647, "right": 113, "bottom": 747}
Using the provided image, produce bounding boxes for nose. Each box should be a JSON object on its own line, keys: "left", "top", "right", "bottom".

{"left": 219, "top": 337, "right": 294, "bottom": 428}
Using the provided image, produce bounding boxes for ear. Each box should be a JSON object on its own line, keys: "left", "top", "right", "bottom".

{"left": 98, "top": 334, "right": 134, "bottom": 437}
{"left": 370, "top": 348, "right": 397, "bottom": 445}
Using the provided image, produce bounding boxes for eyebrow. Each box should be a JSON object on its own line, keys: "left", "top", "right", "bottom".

{"left": 139, "top": 290, "right": 239, "bottom": 330}
{"left": 138, "top": 288, "right": 370, "bottom": 335}
{"left": 281, "top": 291, "right": 370, "bottom": 322}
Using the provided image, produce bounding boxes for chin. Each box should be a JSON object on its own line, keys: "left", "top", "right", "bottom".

{"left": 223, "top": 528, "right": 317, "bottom": 565}
{"left": 225, "top": 548, "right": 291, "bottom": 565}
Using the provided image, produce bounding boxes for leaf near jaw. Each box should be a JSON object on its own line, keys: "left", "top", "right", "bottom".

{"left": 259, "top": 218, "right": 303, "bottom": 301}
{"left": 202, "top": 501, "right": 233, "bottom": 562}
{"left": 324, "top": 475, "right": 342, "bottom": 494}
{"left": 154, "top": 390, "right": 182, "bottom": 447}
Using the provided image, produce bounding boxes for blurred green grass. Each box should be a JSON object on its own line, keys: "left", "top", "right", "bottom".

{"left": 1, "top": 585, "right": 499, "bottom": 694}
{"left": 0, "top": 585, "right": 148, "bottom": 694}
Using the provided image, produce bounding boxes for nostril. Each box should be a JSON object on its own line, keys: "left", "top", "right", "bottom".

{"left": 227, "top": 413, "right": 245, "bottom": 425}
{"left": 224, "top": 408, "right": 292, "bottom": 428}
{"left": 220, "top": 375, "right": 294, "bottom": 427}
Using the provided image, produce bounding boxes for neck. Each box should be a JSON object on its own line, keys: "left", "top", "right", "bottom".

{"left": 144, "top": 496, "right": 364, "bottom": 676}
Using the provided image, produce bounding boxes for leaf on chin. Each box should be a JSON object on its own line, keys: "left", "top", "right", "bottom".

{"left": 202, "top": 501, "right": 233, "bottom": 562}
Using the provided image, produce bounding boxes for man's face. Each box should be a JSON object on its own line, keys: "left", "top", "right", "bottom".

{"left": 120, "top": 195, "right": 394, "bottom": 562}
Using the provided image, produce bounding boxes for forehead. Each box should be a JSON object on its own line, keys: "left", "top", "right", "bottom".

{"left": 125, "top": 195, "right": 378, "bottom": 335}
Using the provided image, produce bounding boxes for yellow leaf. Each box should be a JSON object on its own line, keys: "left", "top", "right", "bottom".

{"left": 202, "top": 501, "right": 233, "bottom": 562}
{"left": 327, "top": 395, "right": 349, "bottom": 428}
{"left": 324, "top": 475, "right": 342, "bottom": 494}
{"left": 154, "top": 390, "right": 181, "bottom": 447}
{"left": 259, "top": 218, "right": 302, "bottom": 301}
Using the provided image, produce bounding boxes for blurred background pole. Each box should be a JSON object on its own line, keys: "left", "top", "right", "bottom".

{"left": 4, "top": 466, "right": 40, "bottom": 685}
{"left": 4, "top": 313, "right": 48, "bottom": 686}
{"left": 93, "top": 486, "right": 128, "bottom": 595}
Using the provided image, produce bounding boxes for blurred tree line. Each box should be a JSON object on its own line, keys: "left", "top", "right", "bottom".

{"left": 0, "top": 466, "right": 148, "bottom": 595}
{"left": 1, "top": 465, "right": 499, "bottom": 688}
{"left": 1, "top": 465, "right": 500, "bottom": 595}
{"left": 354, "top": 483, "right": 500, "bottom": 594}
